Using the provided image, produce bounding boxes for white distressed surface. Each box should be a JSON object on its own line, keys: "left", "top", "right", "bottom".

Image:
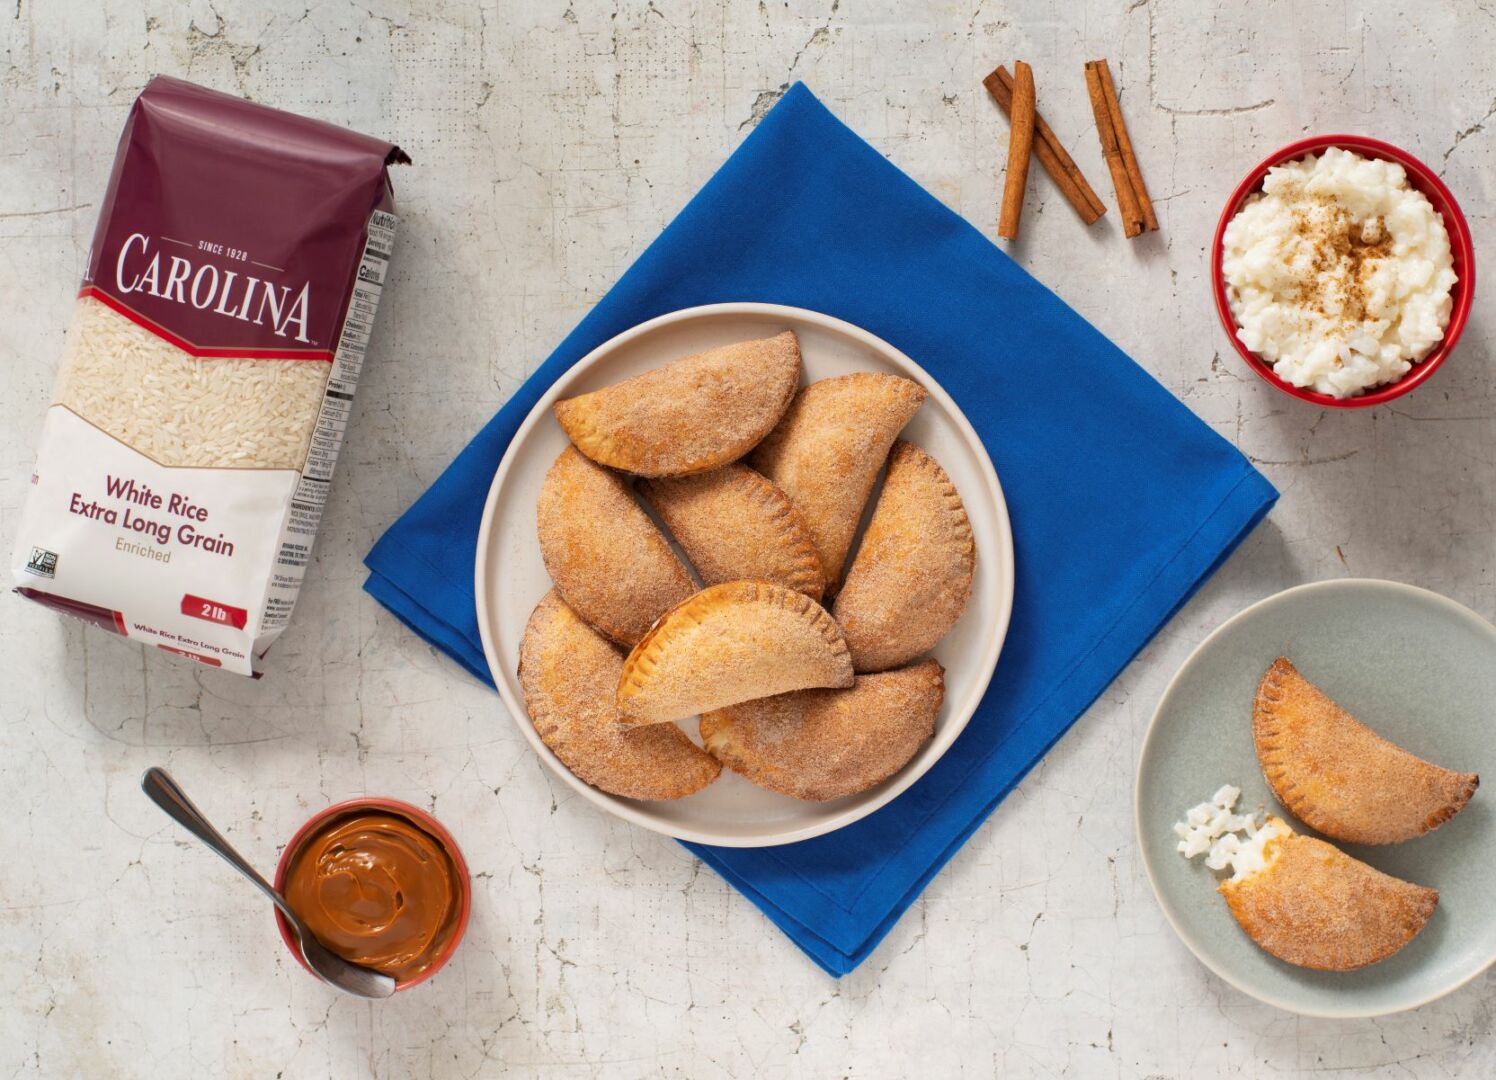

{"left": 2, "top": 1, "right": 1494, "bottom": 1076}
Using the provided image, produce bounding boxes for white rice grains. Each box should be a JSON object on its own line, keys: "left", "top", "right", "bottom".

{"left": 54, "top": 297, "right": 330, "bottom": 471}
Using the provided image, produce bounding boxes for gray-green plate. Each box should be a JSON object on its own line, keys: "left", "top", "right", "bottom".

{"left": 1137, "top": 579, "right": 1496, "bottom": 1017}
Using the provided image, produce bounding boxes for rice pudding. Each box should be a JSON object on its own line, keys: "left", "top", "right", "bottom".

{"left": 1221, "top": 147, "right": 1456, "bottom": 398}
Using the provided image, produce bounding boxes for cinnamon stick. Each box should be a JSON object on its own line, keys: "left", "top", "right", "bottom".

{"left": 1094, "top": 59, "right": 1157, "bottom": 231}
{"left": 983, "top": 65, "right": 1105, "bottom": 225}
{"left": 998, "top": 61, "right": 1036, "bottom": 240}
{"left": 1085, "top": 59, "right": 1145, "bottom": 237}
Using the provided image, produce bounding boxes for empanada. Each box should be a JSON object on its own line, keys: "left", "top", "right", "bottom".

{"left": 554, "top": 331, "right": 801, "bottom": 477}
{"left": 751, "top": 372, "right": 926, "bottom": 590}
{"left": 638, "top": 465, "right": 824, "bottom": 601}
{"left": 1218, "top": 817, "right": 1438, "bottom": 971}
{"left": 1254, "top": 657, "right": 1479, "bottom": 844}
{"left": 518, "top": 591, "right": 720, "bottom": 801}
{"left": 617, "top": 581, "right": 854, "bottom": 725}
{"left": 536, "top": 446, "right": 694, "bottom": 646}
{"left": 700, "top": 660, "right": 943, "bottom": 801}
{"left": 833, "top": 441, "right": 975, "bottom": 672}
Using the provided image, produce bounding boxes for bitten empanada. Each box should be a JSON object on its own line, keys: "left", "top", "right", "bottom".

{"left": 536, "top": 446, "right": 694, "bottom": 646}
{"left": 554, "top": 332, "right": 801, "bottom": 477}
{"left": 1218, "top": 817, "right": 1438, "bottom": 971}
{"left": 700, "top": 660, "right": 943, "bottom": 801}
{"left": 833, "top": 441, "right": 975, "bottom": 672}
{"left": 638, "top": 465, "right": 824, "bottom": 600}
{"left": 1254, "top": 657, "right": 1479, "bottom": 844}
{"left": 617, "top": 581, "right": 854, "bottom": 725}
{"left": 518, "top": 591, "right": 720, "bottom": 801}
{"left": 751, "top": 372, "right": 926, "bottom": 590}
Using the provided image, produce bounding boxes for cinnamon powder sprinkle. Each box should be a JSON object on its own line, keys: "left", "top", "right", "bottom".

{"left": 1290, "top": 194, "right": 1393, "bottom": 327}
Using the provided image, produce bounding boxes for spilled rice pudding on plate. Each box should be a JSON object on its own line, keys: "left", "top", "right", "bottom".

{"left": 1221, "top": 147, "right": 1456, "bottom": 398}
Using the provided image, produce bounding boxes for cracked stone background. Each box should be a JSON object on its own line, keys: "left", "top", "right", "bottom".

{"left": 3, "top": 1, "right": 1495, "bottom": 1077}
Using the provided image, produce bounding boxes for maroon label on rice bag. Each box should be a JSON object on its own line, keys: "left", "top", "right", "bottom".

{"left": 82, "top": 76, "right": 408, "bottom": 360}
{"left": 15, "top": 587, "right": 127, "bottom": 636}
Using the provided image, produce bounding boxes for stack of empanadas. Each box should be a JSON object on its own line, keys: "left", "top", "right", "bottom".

{"left": 1199, "top": 657, "right": 1478, "bottom": 972}
{"left": 517, "top": 330, "right": 977, "bottom": 804}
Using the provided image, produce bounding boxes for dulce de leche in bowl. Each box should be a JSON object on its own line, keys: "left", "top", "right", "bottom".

{"left": 274, "top": 798, "right": 470, "bottom": 990}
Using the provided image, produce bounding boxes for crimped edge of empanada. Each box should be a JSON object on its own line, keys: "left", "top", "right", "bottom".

{"left": 834, "top": 441, "right": 975, "bottom": 672}
{"left": 554, "top": 332, "right": 801, "bottom": 477}
{"left": 1254, "top": 657, "right": 1480, "bottom": 844}
{"left": 616, "top": 580, "right": 853, "bottom": 722}
{"left": 518, "top": 592, "right": 720, "bottom": 801}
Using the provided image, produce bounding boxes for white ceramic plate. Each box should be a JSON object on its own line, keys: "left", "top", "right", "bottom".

{"left": 475, "top": 303, "right": 1014, "bottom": 847}
{"left": 1137, "top": 579, "right": 1496, "bottom": 1017}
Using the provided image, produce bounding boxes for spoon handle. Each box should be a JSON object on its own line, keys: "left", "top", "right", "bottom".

{"left": 141, "top": 766, "right": 296, "bottom": 923}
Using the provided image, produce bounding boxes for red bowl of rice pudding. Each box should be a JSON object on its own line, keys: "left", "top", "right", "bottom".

{"left": 1211, "top": 135, "right": 1474, "bottom": 408}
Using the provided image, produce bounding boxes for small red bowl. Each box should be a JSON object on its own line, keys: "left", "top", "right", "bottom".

{"left": 1212, "top": 134, "right": 1474, "bottom": 408}
{"left": 273, "top": 797, "right": 471, "bottom": 993}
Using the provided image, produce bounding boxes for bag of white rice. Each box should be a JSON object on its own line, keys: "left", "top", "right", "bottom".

{"left": 11, "top": 76, "right": 407, "bottom": 675}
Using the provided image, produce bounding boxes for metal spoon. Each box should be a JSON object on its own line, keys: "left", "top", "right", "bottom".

{"left": 141, "top": 767, "right": 396, "bottom": 999}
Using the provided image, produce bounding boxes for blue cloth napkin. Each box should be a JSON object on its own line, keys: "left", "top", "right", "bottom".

{"left": 364, "top": 83, "right": 1276, "bottom": 976}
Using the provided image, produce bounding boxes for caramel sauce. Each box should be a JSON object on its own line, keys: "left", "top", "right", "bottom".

{"left": 283, "top": 810, "right": 463, "bottom": 984}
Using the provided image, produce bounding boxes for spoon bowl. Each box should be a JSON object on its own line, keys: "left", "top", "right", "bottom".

{"left": 290, "top": 923, "right": 397, "bottom": 1000}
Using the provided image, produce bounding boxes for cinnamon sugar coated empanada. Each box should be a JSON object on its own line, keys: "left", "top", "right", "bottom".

{"left": 700, "top": 660, "right": 943, "bottom": 801}
{"left": 1218, "top": 817, "right": 1438, "bottom": 971}
{"left": 617, "top": 581, "right": 854, "bottom": 725}
{"left": 536, "top": 446, "right": 694, "bottom": 646}
{"left": 639, "top": 465, "right": 824, "bottom": 600}
{"left": 751, "top": 372, "right": 925, "bottom": 589}
{"left": 833, "top": 441, "right": 974, "bottom": 672}
{"left": 518, "top": 591, "right": 720, "bottom": 801}
{"left": 554, "top": 332, "right": 801, "bottom": 477}
{"left": 1254, "top": 657, "right": 1478, "bottom": 844}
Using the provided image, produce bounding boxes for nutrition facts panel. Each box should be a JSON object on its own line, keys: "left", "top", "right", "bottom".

{"left": 262, "top": 211, "right": 398, "bottom": 631}
{"left": 302, "top": 209, "right": 398, "bottom": 487}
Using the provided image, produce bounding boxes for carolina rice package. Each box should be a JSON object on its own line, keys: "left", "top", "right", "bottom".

{"left": 11, "top": 77, "right": 407, "bottom": 675}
